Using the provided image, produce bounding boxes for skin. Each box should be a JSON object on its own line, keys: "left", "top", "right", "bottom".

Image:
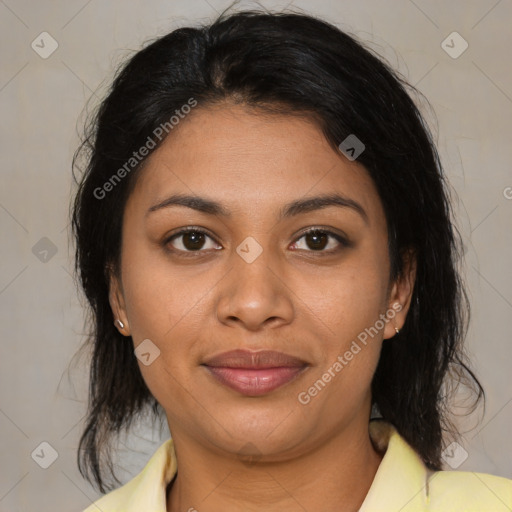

{"left": 109, "top": 102, "right": 416, "bottom": 512}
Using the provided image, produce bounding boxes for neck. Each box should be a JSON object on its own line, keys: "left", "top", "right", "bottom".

{"left": 166, "top": 415, "right": 384, "bottom": 512}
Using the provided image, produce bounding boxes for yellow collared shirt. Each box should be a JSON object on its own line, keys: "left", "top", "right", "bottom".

{"left": 83, "top": 419, "right": 512, "bottom": 511}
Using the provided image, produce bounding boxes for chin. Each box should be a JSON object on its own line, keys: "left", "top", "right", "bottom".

{"left": 207, "top": 408, "right": 308, "bottom": 455}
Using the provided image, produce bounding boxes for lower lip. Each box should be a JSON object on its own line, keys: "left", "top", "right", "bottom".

{"left": 204, "top": 366, "right": 307, "bottom": 396}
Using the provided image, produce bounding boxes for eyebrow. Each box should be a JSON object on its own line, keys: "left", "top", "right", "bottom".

{"left": 147, "top": 192, "right": 368, "bottom": 224}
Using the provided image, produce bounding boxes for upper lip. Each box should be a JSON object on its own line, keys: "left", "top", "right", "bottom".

{"left": 202, "top": 349, "right": 308, "bottom": 369}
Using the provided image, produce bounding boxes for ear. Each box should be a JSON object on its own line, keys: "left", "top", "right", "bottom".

{"left": 108, "top": 264, "right": 131, "bottom": 336}
{"left": 383, "top": 248, "right": 417, "bottom": 340}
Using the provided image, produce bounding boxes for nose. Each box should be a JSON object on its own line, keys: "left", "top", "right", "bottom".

{"left": 215, "top": 243, "right": 294, "bottom": 331}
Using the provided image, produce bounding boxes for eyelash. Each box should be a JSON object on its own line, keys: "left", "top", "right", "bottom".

{"left": 163, "top": 226, "right": 350, "bottom": 256}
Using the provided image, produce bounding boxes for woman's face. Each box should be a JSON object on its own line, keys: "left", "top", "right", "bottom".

{"left": 110, "top": 103, "right": 414, "bottom": 459}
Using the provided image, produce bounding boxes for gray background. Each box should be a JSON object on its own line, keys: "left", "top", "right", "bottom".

{"left": 1, "top": 0, "right": 511, "bottom": 510}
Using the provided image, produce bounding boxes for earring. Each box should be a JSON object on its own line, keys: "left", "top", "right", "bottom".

{"left": 115, "top": 319, "right": 125, "bottom": 329}
{"left": 395, "top": 327, "right": 400, "bottom": 335}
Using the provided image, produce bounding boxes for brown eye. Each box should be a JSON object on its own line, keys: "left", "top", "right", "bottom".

{"left": 304, "top": 230, "right": 329, "bottom": 250}
{"left": 166, "top": 228, "right": 221, "bottom": 253}
{"left": 182, "top": 231, "right": 206, "bottom": 250}
{"left": 291, "top": 228, "right": 349, "bottom": 253}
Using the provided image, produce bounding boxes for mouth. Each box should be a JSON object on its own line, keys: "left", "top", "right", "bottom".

{"left": 201, "top": 349, "right": 310, "bottom": 396}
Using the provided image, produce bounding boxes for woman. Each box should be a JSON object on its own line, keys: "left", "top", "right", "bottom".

{"left": 72, "top": 8, "right": 512, "bottom": 512}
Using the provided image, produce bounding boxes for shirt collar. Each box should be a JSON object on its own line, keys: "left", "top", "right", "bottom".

{"left": 85, "top": 419, "right": 430, "bottom": 512}
{"left": 359, "top": 419, "right": 431, "bottom": 511}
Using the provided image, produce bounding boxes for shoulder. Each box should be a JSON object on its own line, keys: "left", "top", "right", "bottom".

{"left": 82, "top": 438, "right": 176, "bottom": 512}
{"left": 427, "top": 468, "right": 512, "bottom": 510}
{"left": 362, "top": 420, "right": 512, "bottom": 511}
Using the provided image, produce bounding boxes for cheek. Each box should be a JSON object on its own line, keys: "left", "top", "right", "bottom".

{"left": 295, "top": 244, "right": 389, "bottom": 401}
{"left": 302, "top": 246, "right": 390, "bottom": 342}
{"left": 120, "top": 252, "right": 204, "bottom": 411}
{"left": 120, "top": 238, "right": 202, "bottom": 340}
{"left": 119, "top": 241, "right": 213, "bottom": 395}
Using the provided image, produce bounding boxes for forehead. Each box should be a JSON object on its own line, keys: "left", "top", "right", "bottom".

{"left": 127, "top": 103, "right": 384, "bottom": 225}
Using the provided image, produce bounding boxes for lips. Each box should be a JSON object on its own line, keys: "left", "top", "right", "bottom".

{"left": 203, "top": 349, "right": 308, "bottom": 369}
{"left": 202, "top": 349, "right": 309, "bottom": 396}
